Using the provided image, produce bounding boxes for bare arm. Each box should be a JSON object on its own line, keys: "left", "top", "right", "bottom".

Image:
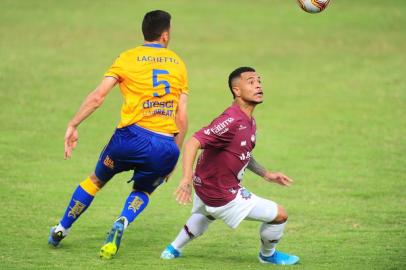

{"left": 247, "top": 156, "right": 267, "bottom": 177}
{"left": 248, "top": 156, "right": 293, "bottom": 186}
{"left": 174, "top": 93, "right": 188, "bottom": 150}
{"left": 64, "top": 76, "right": 118, "bottom": 159}
{"left": 163, "top": 94, "right": 188, "bottom": 182}
{"left": 175, "top": 136, "right": 201, "bottom": 204}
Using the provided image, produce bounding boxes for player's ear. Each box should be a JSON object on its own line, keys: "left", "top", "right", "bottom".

{"left": 232, "top": 86, "right": 241, "bottom": 98}
{"left": 161, "top": 31, "right": 170, "bottom": 43}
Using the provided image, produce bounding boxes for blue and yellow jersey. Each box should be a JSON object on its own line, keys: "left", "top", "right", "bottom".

{"left": 104, "top": 44, "right": 188, "bottom": 134}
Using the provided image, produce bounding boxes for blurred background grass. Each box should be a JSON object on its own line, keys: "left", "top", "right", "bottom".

{"left": 0, "top": 0, "right": 405, "bottom": 269}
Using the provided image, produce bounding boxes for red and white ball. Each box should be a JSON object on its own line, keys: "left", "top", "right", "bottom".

{"left": 297, "top": 0, "right": 331, "bottom": 13}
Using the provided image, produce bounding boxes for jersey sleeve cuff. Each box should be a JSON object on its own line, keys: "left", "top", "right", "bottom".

{"left": 193, "top": 134, "right": 206, "bottom": 149}
{"left": 104, "top": 72, "right": 119, "bottom": 80}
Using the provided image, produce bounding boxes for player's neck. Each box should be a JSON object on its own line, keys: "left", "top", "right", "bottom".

{"left": 143, "top": 40, "right": 168, "bottom": 48}
{"left": 234, "top": 100, "right": 255, "bottom": 119}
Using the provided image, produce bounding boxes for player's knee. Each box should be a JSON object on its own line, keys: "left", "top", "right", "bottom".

{"left": 184, "top": 224, "right": 203, "bottom": 239}
{"left": 272, "top": 205, "right": 288, "bottom": 224}
{"left": 184, "top": 215, "right": 213, "bottom": 239}
{"left": 90, "top": 174, "right": 106, "bottom": 189}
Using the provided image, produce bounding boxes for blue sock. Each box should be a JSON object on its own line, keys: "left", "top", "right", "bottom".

{"left": 59, "top": 178, "right": 99, "bottom": 229}
{"left": 119, "top": 191, "right": 149, "bottom": 227}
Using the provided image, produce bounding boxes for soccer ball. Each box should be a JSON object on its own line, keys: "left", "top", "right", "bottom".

{"left": 297, "top": 0, "right": 331, "bottom": 13}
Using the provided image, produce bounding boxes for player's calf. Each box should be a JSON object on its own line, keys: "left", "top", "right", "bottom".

{"left": 48, "top": 176, "right": 101, "bottom": 247}
{"left": 161, "top": 214, "right": 213, "bottom": 259}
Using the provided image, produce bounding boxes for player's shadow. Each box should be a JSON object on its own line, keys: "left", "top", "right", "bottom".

{"left": 193, "top": 253, "right": 252, "bottom": 264}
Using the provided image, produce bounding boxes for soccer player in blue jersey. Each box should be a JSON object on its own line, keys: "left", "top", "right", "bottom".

{"left": 48, "top": 10, "right": 189, "bottom": 260}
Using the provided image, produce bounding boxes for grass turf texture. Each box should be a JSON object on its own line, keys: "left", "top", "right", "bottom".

{"left": 1, "top": 0, "right": 405, "bottom": 269}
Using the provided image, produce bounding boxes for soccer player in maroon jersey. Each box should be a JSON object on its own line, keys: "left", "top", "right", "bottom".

{"left": 160, "top": 67, "right": 299, "bottom": 265}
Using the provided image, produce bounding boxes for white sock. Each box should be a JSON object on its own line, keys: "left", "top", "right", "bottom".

{"left": 116, "top": 216, "right": 129, "bottom": 229}
{"left": 259, "top": 222, "right": 286, "bottom": 256}
{"left": 55, "top": 224, "right": 70, "bottom": 236}
{"left": 171, "top": 213, "right": 213, "bottom": 251}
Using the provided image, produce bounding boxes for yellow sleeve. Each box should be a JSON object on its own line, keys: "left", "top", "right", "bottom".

{"left": 180, "top": 61, "right": 189, "bottom": 95}
{"left": 104, "top": 55, "right": 124, "bottom": 82}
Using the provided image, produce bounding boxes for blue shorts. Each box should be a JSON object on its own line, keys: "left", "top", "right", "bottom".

{"left": 94, "top": 125, "right": 180, "bottom": 194}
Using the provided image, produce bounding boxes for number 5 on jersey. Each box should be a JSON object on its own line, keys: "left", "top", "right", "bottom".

{"left": 152, "top": 69, "right": 171, "bottom": 97}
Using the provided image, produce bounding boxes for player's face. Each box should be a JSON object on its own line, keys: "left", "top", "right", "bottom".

{"left": 235, "top": 72, "right": 263, "bottom": 104}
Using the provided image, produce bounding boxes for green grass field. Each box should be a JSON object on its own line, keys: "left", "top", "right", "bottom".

{"left": 1, "top": 0, "right": 405, "bottom": 269}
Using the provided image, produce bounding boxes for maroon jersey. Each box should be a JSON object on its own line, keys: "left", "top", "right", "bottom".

{"left": 193, "top": 103, "right": 257, "bottom": 207}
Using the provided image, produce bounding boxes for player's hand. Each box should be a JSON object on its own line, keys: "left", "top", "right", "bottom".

{"left": 263, "top": 172, "right": 293, "bottom": 186}
{"left": 64, "top": 125, "right": 78, "bottom": 159}
{"left": 174, "top": 178, "right": 193, "bottom": 205}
